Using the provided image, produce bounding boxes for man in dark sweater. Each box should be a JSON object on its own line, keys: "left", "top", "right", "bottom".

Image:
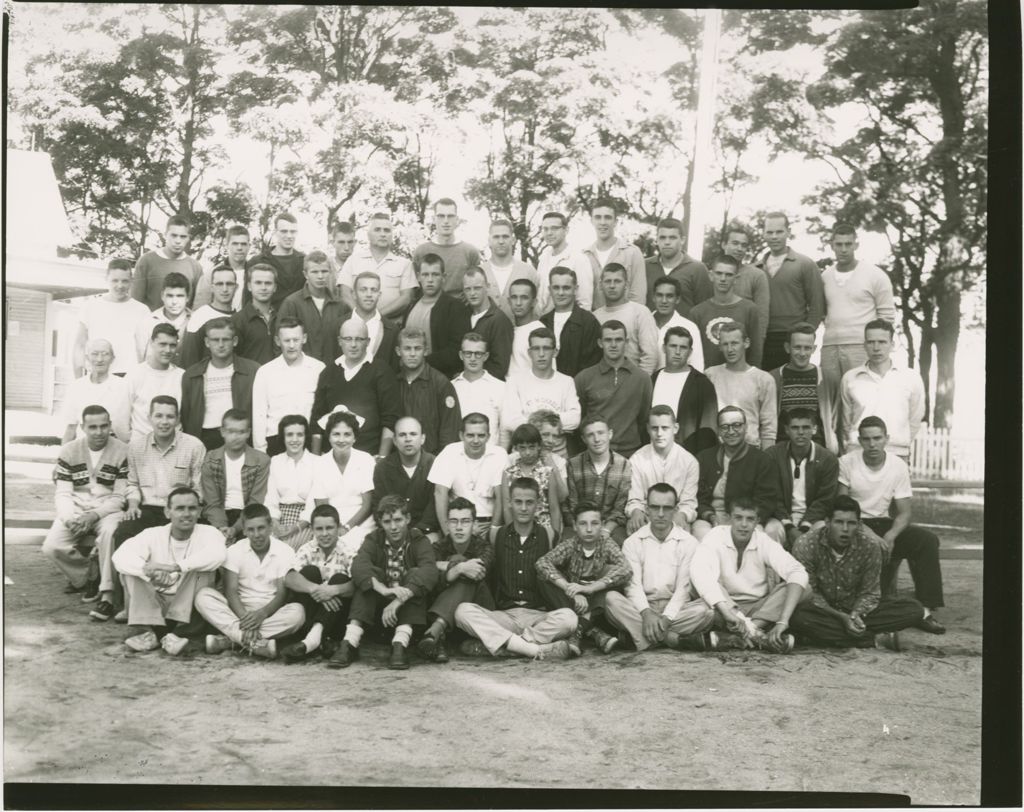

{"left": 245, "top": 212, "right": 306, "bottom": 309}
{"left": 462, "top": 266, "right": 513, "bottom": 379}
{"left": 643, "top": 217, "right": 712, "bottom": 317}
{"left": 131, "top": 215, "right": 203, "bottom": 310}
{"left": 277, "top": 250, "right": 352, "bottom": 364}
{"left": 372, "top": 417, "right": 441, "bottom": 540}
{"left": 540, "top": 266, "right": 603, "bottom": 378}
{"left": 404, "top": 253, "right": 472, "bottom": 378}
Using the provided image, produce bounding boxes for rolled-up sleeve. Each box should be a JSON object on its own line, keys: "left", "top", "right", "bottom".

{"left": 690, "top": 541, "right": 727, "bottom": 607}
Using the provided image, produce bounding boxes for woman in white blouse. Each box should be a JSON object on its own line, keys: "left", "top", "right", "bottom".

{"left": 311, "top": 411, "right": 376, "bottom": 554}
{"left": 265, "top": 415, "right": 317, "bottom": 550}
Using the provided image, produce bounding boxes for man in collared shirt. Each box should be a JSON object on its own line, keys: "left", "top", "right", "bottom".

{"left": 462, "top": 266, "right": 513, "bottom": 379}
{"left": 478, "top": 219, "right": 539, "bottom": 320}
{"left": 721, "top": 227, "right": 770, "bottom": 345}
{"left": 199, "top": 410, "right": 271, "bottom": 543}
{"left": 310, "top": 318, "right": 399, "bottom": 457}
{"left": 651, "top": 327, "right": 719, "bottom": 455}
{"left": 251, "top": 318, "right": 325, "bottom": 455}
{"left": 338, "top": 213, "right": 418, "bottom": 319}
{"left": 126, "top": 323, "right": 185, "bottom": 442}
{"left": 232, "top": 264, "right": 279, "bottom": 365}
{"left": 395, "top": 327, "right": 462, "bottom": 455}
{"left": 651, "top": 276, "right": 704, "bottom": 372}
{"left": 766, "top": 408, "right": 839, "bottom": 550}
{"left": 539, "top": 266, "right": 602, "bottom": 378}
{"left": 839, "top": 319, "right": 924, "bottom": 461}
{"left": 328, "top": 222, "right": 356, "bottom": 283}
{"left": 192, "top": 225, "right": 249, "bottom": 312}
{"left": 454, "top": 477, "right": 576, "bottom": 660}
{"left": 179, "top": 266, "right": 240, "bottom": 369}
{"left": 277, "top": 250, "right": 352, "bottom": 363}
{"left": 566, "top": 415, "right": 631, "bottom": 544}
{"left": 195, "top": 503, "right": 305, "bottom": 659}
{"left": 61, "top": 339, "right": 132, "bottom": 443}
{"left": 585, "top": 197, "right": 646, "bottom": 308}
{"left": 626, "top": 406, "right": 700, "bottom": 534}
{"left": 594, "top": 264, "right": 660, "bottom": 374}
{"left": 245, "top": 212, "right": 305, "bottom": 309}
{"left": 756, "top": 212, "right": 825, "bottom": 371}
{"left": 535, "top": 212, "right": 594, "bottom": 313}
{"left": 644, "top": 217, "right": 711, "bottom": 316}
{"left": 451, "top": 334, "right": 506, "bottom": 447}
{"left": 690, "top": 496, "right": 810, "bottom": 652}
{"left": 373, "top": 417, "right": 441, "bottom": 540}
{"left": 574, "top": 320, "right": 653, "bottom": 458}
{"left": 606, "top": 483, "right": 717, "bottom": 652}
{"left": 348, "top": 271, "right": 400, "bottom": 370}
{"left": 111, "top": 486, "right": 225, "bottom": 654}
{"left": 788, "top": 496, "right": 925, "bottom": 649}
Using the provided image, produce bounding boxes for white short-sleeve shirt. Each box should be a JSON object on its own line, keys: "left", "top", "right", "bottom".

{"left": 428, "top": 442, "right": 509, "bottom": 518}
{"left": 79, "top": 296, "right": 152, "bottom": 374}
{"left": 838, "top": 451, "right": 913, "bottom": 519}
{"left": 310, "top": 449, "right": 376, "bottom": 526}
{"left": 223, "top": 537, "right": 299, "bottom": 611}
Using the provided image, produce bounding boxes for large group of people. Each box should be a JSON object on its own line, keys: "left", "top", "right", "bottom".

{"left": 45, "top": 198, "right": 944, "bottom": 669}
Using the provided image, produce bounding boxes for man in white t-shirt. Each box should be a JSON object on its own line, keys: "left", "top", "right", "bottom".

{"left": 126, "top": 323, "right": 185, "bottom": 442}
{"left": 428, "top": 413, "right": 509, "bottom": 540}
{"left": 451, "top": 333, "right": 506, "bottom": 447}
{"left": 74, "top": 259, "right": 151, "bottom": 377}
{"left": 838, "top": 415, "right": 945, "bottom": 634}
{"left": 60, "top": 339, "right": 131, "bottom": 443}
{"left": 507, "top": 279, "right": 546, "bottom": 377}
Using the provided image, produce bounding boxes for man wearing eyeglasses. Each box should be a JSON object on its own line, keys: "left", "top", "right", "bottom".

{"left": 451, "top": 334, "right": 506, "bottom": 447}
{"left": 765, "top": 408, "right": 839, "bottom": 550}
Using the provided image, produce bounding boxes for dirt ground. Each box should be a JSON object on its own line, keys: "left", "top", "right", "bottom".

{"left": 4, "top": 532, "right": 981, "bottom": 803}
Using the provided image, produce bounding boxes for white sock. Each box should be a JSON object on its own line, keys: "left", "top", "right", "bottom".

{"left": 302, "top": 623, "right": 324, "bottom": 652}
{"left": 505, "top": 634, "right": 540, "bottom": 658}
{"left": 923, "top": 608, "right": 932, "bottom": 618}
{"left": 392, "top": 624, "right": 413, "bottom": 647}
{"left": 343, "top": 622, "right": 363, "bottom": 647}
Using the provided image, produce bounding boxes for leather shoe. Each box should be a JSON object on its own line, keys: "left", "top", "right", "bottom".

{"left": 389, "top": 642, "right": 410, "bottom": 670}
{"left": 327, "top": 640, "right": 359, "bottom": 669}
{"left": 916, "top": 615, "right": 946, "bottom": 634}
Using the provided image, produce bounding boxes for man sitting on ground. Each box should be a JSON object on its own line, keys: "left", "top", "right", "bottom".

{"left": 195, "top": 503, "right": 306, "bottom": 659}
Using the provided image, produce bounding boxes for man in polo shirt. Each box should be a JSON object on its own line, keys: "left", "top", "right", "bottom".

{"left": 838, "top": 416, "right": 945, "bottom": 633}
{"left": 232, "top": 264, "right": 279, "bottom": 365}
{"left": 586, "top": 197, "right": 646, "bottom": 308}
{"left": 131, "top": 216, "right": 203, "bottom": 310}
{"left": 179, "top": 265, "right": 239, "bottom": 369}
{"left": 462, "top": 266, "right": 514, "bottom": 379}
{"left": 349, "top": 271, "right": 401, "bottom": 370}
{"left": 126, "top": 323, "right": 185, "bottom": 442}
{"left": 412, "top": 198, "right": 481, "bottom": 296}
{"left": 451, "top": 334, "right": 507, "bottom": 447}
{"left": 195, "top": 503, "right": 305, "bottom": 659}
{"left": 428, "top": 413, "right": 509, "bottom": 540}
{"left": 372, "top": 417, "right": 441, "bottom": 541}
{"left": 535, "top": 212, "right": 593, "bottom": 313}
{"left": 689, "top": 254, "right": 764, "bottom": 368}
{"left": 768, "top": 322, "right": 837, "bottom": 451}
{"left": 277, "top": 250, "right": 352, "bottom": 364}
{"left": 839, "top": 319, "right": 924, "bottom": 461}
{"left": 574, "top": 320, "right": 653, "bottom": 458}
{"left": 757, "top": 212, "right": 825, "bottom": 371}
{"left": 251, "top": 318, "right": 325, "bottom": 455}
{"left": 593, "top": 263, "right": 660, "bottom": 374}
{"left": 644, "top": 217, "right": 711, "bottom": 316}
{"left": 134, "top": 272, "right": 192, "bottom": 365}
{"left": 192, "top": 225, "right": 249, "bottom": 312}
{"left": 626, "top": 406, "right": 700, "bottom": 534}
{"left": 788, "top": 496, "right": 925, "bottom": 649}
{"left": 338, "top": 213, "right": 418, "bottom": 319}
{"left": 479, "top": 219, "right": 539, "bottom": 319}
{"left": 650, "top": 275, "right": 704, "bottom": 371}
{"left": 539, "top": 266, "right": 602, "bottom": 378}
{"left": 650, "top": 327, "right": 719, "bottom": 455}
{"left": 565, "top": 414, "right": 632, "bottom": 544}
{"left": 62, "top": 339, "right": 131, "bottom": 443}
{"left": 605, "top": 483, "right": 717, "bottom": 652}
{"left": 405, "top": 253, "right": 472, "bottom": 378}
{"left": 704, "top": 322, "right": 777, "bottom": 450}
{"left": 394, "top": 327, "right": 462, "bottom": 455}
{"left": 690, "top": 496, "right": 810, "bottom": 652}
{"left": 720, "top": 227, "right": 770, "bottom": 346}
{"left": 246, "top": 212, "right": 305, "bottom": 309}
{"left": 180, "top": 318, "right": 260, "bottom": 450}
{"left": 454, "top": 477, "right": 576, "bottom": 660}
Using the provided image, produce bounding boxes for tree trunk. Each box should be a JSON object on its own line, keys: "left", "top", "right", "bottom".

{"left": 680, "top": 150, "right": 696, "bottom": 241}
{"left": 931, "top": 286, "right": 960, "bottom": 429}
{"left": 917, "top": 324, "right": 933, "bottom": 424}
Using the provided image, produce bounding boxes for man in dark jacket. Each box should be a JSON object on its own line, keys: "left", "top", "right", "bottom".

{"left": 540, "top": 267, "right": 602, "bottom": 378}
{"left": 329, "top": 495, "right": 438, "bottom": 670}
{"left": 404, "top": 253, "right": 472, "bottom": 378}
{"left": 277, "top": 250, "right": 352, "bottom": 363}
{"left": 372, "top": 417, "right": 441, "bottom": 540}
{"left": 462, "top": 267, "right": 514, "bottom": 379}
{"left": 692, "top": 406, "right": 784, "bottom": 544}
{"left": 650, "top": 326, "right": 719, "bottom": 455}
{"left": 394, "top": 328, "right": 462, "bottom": 455}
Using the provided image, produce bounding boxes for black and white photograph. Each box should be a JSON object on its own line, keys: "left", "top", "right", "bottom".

{"left": 3, "top": 2, "right": 1001, "bottom": 806}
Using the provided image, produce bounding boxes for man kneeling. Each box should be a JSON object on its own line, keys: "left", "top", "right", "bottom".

{"left": 454, "top": 477, "right": 577, "bottom": 661}
{"left": 788, "top": 496, "right": 924, "bottom": 651}
{"left": 195, "top": 503, "right": 306, "bottom": 659}
{"left": 331, "top": 495, "right": 439, "bottom": 671}
{"left": 111, "top": 486, "right": 225, "bottom": 655}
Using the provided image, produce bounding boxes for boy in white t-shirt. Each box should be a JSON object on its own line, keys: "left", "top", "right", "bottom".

{"left": 74, "top": 259, "right": 151, "bottom": 376}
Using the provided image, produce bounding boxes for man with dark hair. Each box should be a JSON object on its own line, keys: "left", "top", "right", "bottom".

{"left": 720, "top": 227, "right": 770, "bottom": 346}
{"left": 644, "top": 217, "right": 711, "bottom": 315}
{"left": 277, "top": 250, "right": 352, "bottom": 363}
{"left": 180, "top": 318, "right": 260, "bottom": 450}
{"left": 566, "top": 415, "right": 632, "bottom": 543}
{"left": 704, "top": 321, "right": 777, "bottom": 450}
{"left": 539, "top": 266, "right": 603, "bottom": 377}
{"left": 131, "top": 215, "right": 203, "bottom": 310}
{"left": 193, "top": 224, "right": 249, "bottom": 311}
{"left": 451, "top": 334, "right": 506, "bottom": 445}
{"left": 651, "top": 275, "right": 704, "bottom": 371}
{"left": 593, "top": 263, "right": 660, "bottom": 374}
{"left": 246, "top": 212, "right": 305, "bottom": 308}
{"left": 404, "top": 253, "right": 472, "bottom": 377}
{"left": 787, "top": 495, "right": 925, "bottom": 650}
{"left": 74, "top": 259, "right": 150, "bottom": 377}
{"left": 689, "top": 255, "right": 763, "bottom": 368}
{"left": 574, "top": 321, "right": 654, "bottom": 458}
{"left": 766, "top": 408, "right": 839, "bottom": 550}
{"left": 586, "top": 198, "right": 646, "bottom": 307}
{"left": 179, "top": 265, "right": 240, "bottom": 369}
{"left": 479, "top": 219, "right": 539, "bottom": 317}
{"left": 413, "top": 198, "right": 481, "bottom": 295}
{"left": 199, "top": 409, "right": 271, "bottom": 543}
{"left": 506, "top": 278, "right": 546, "bottom": 377}
{"left": 126, "top": 323, "right": 185, "bottom": 442}
{"left": 838, "top": 416, "right": 945, "bottom": 633}
{"left": 373, "top": 416, "right": 441, "bottom": 540}
{"left": 329, "top": 222, "right": 357, "bottom": 280}
{"left": 349, "top": 271, "right": 401, "bottom": 369}
{"left": 196, "top": 503, "right": 305, "bottom": 659}
{"left": 461, "top": 266, "right": 514, "bottom": 379}
{"left": 339, "top": 214, "right": 418, "bottom": 319}
{"left": 536, "top": 212, "right": 593, "bottom": 313}
{"left": 395, "top": 328, "right": 462, "bottom": 455}
{"left": 651, "top": 326, "right": 719, "bottom": 455}
{"left": 232, "top": 264, "right": 279, "bottom": 365}
{"left": 135, "top": 272, "right": 192, "bottom": 365}
{"left": 768, "top": 322, "right": 836, "bottom": 451}
{"left": 756, "top": 212, "right": 825, "bottom": 371}
{"left": 626, "top": 406, "right": 700, "bottom": 533}
{"left": 111, "top": 486, "right": 225, "bottom": 654}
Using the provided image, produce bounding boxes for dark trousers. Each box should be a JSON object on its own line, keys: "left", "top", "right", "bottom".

{"left": 428, "top": 577, "right": 494, "bottom": 628}
{"left": 200, "top": 428, "right": 224, "bottom": 451}
{"left": 111, "top": 505, "right": 168, "bottom": 606}
{"left": 538, "top": 579, "right": 613, "bottom": 631}
{"left": 265, "top": 435, "right": 285, "bottom": 457}
{"left": 350, "top": 585, "right": 428, "bottom": 628}
{"left": 863, "top": 518, "right": 945, "bottom": 609}
{"left": 289, "top": 565, "right": 351, "bottom": 639}
{"left": 789, "top": 597, "right": 925, "bottom": 647}
{"left": 761, "top": 331, "right": 790, "bottom": 371}
{"left": 225, "top": 508, "right": 241, "bottom": 529}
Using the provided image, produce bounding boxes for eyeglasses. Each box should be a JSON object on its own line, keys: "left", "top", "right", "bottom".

{"left": 460, "top": 350, "right": 486, "bottom": 358}
{"left": 719, "top": 422, "right": 745, "bottom": 433}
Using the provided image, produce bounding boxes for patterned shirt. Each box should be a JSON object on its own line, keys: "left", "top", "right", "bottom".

{"left": 491, "top": 522, "right": 555, "bottom": 609}
{"left": 506, "top": 459, "right": 554, "bottom": 528}
{"left": 791, "top": 525, "right": 883, "bottom": 618}
{"left": 535, "top": 532, "right": 632, "bottom": 588}
{"left": 384, "top": 538, "right": 409, "bottom": 587}
{"left": 432, "top": 533, "right": 495, "bottom": 569}
{"left": 566, "top": 452, "right": 631, "bottom": 527}
{"left": 126, "top": 430, "right": 206, "bottom": 507}
{"left": 294, "top": 539, "right": 354, "bottom": 581}
{"left": 53, "top": 437, "right": 129, "bottom": 522}
{"left": 778, "top": 364, "right": 824, "bottom": 444}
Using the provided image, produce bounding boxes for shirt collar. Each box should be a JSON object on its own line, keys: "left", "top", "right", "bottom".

{"left": 335, "top": 354, "right": 371, "bottom": 373}
{"left": 303, "top": 283, "right": 337, "bottom": 302}
{"left": 597, "top": 357, "right": 633, "bottom": 374}
{"left": 638, "top": 523, "right": 690, "bottom": 544}
{"left": 147, "top": 430, "right": 179, "bottom": 451}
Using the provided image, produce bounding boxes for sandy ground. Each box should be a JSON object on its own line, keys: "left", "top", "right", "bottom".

{"left": 4, "top": 531, "right": 981, "bottom": 803}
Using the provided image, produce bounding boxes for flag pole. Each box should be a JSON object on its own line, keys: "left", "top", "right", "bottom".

{"left": 686, "top": 8, "right": 722, "bottom": 259}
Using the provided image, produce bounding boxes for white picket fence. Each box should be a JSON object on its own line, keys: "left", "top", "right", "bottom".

{"left": 909, "top": 428, "right": 984, "bottom": 483}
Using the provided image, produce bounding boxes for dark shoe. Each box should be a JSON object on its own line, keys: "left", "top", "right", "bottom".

{"left": 281, "top": 642, "right": 308, "bottom": 663}
{"left": 388, "top": 642, "right": 410, "bottom": 670}
{"left": 588, "top": 627, "right": 619, "bottom": 654}
{"left": 458, "top": 638, "right": 491, "bottom": 657}
{"left": 327, "top": 640, "right": 359, "bottom": 669}
{"left": 64, "top": 583, "right": 85, "bottom": 595}
{"left": 566, "top": 629, "right": 583, "bottom": 658}
{"left": 874, "top": 631, "right": 902, "bottom": 652}
{"left": 416, "top": 633, "right": 442, "bottom": 662}
{"left": 916, "top": 615, "right": 946, "bottom": 635}
{"left": 435, "top": 632, "right": 450, "bottom": 664}
{"left": 669, "top": 631, "right": 715, "bottom": 652}
{"left": 81, "top": 578, "right": 100, "bottom": 603}
{"left": 320, "top": 638, "right": 339, "bottom": 660}
{"left": 89, "top": 600, "right": 115, "bottom": 622}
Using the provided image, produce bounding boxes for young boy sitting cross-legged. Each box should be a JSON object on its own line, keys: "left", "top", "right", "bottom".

{"left": 331, "top": 495, "right": 439, "bottom": 670}
{"left": 280, "top": 504, "right": 357, "bottom": 663}
{"left": 195, "top": 503, "right": 306, "bottom": 659}
{"left": 535, "top": 501, "right": 632, "bottom": 656}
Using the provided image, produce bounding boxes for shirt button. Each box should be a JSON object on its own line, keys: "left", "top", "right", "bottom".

{"left": 518, "top": 570, "right": 523, "bottom": 574}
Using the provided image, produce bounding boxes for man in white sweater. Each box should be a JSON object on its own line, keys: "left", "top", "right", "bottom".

{"left": 821, "top": 224, "right": 896, "bottom": 401}
{"left": 500, "top": 327, "right": 580, "bottom": 447}
{"left": 626, "top": 406, "right": 700, "bottom": 533}
{"left": 593, "top": 263, "right": 660, "bottom": 374}
{"left": 704, "top": 322, "right": 777, "bottom": 450}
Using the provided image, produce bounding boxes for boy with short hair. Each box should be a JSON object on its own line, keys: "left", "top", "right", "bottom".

{"left": 136, "top": 271, "right": 192, "bottom": 365}
{"left": 195, "top": 503, "right": 306, "bottom": 659}
{"left": 199, "top": 409, "right": 271, "bottom": 543}
{"left": 566, "top": 414, "right": 631, "bottom": 543}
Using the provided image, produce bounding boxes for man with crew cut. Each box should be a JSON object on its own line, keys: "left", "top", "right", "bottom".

{"left": 539, "top": 266, "right": 603, "bottom": 378}
{"left": 412, "top": 198, "right": 481, "bottom": 296}
{"left": 478, "top": 219, "right": 539, "bottom": 320}
{"left": 338, "top": 213, "right": 418, "bottom": 319}
{"left": 535, "top": 212, "right": 594, "bottom": 313}
{"left": 644, "top": 217, "right": 711, "bottom": 316}
{"left": 586, "top": 197, "right": 646, "bottom": 308}
{"left": 131, "top": 216, "right": 203, "bottom": 310}
{"left": 246, "top": 212, "right": 306, "bottom": 309}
